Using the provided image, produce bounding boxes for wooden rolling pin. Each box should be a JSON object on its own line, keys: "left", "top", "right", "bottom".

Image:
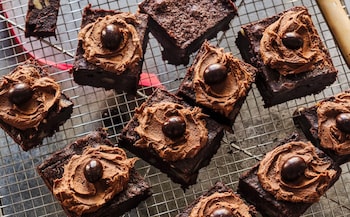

{"left": 316, "top": 0, "right": 350, "bottom": 68}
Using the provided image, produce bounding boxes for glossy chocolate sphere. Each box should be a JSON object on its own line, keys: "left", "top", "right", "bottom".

{"left": 210, "top": 207, "right": 233, "bottom": 217}
{"left": 101, "top": 24, "right": 122, "bottom": 50}
{"left": 162, "top": 116, "right": 186, "bottom": 139}
{"left": 336, "top": 113, "right": 350, "bottom": 134}
{"left": 282, "top": 32, "right": 303, "bottom": 49}
{"left": 204, "top": 63, "right": 228, "bottom": 85}
{"left": 281, "top": 156, "right": 307, "bottom": 182}
{"left": 8, "top": 83, "right": 33, "bottom": 105}
{"left": 84, "top": 159, "right": 103, "bottom": 183}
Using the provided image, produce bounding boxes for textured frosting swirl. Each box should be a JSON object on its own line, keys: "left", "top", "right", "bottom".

{"left": 53, "top": 145, "right": 137, "bottom": 216}
{"left": 317, "top": 92, "right": 350, "bottom": 155}
{"left": 189, "top": 191, "right": 253, "bottom": 217}
{"left": 260, "top": 7, "right": 328, "bottom": 76}
{"left": 257, "top": 141, "right": 338, "bottom": 203}
{"left": 78, "top": 13, "right": 142, "bottom": 74}
{"left": 193, "top": 42, "right": 255, "bottom": 117}
{"left": 0, "top": 63, "right": 60, "bottom": 130}
{"left": 134, "top": 102, "right": 208, "bottom": 162}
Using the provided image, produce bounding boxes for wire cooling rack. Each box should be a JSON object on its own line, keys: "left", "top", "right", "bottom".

{"left": 0, "top": 0, "right": 350, "bottom": 216}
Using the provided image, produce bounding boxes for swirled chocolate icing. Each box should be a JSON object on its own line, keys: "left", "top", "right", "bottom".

{"left": 78, "top": 13, "right": 142, "bottom": 74}
{"left": 260, "top": 7, "right": 329, "bottom": 76}
{"left": 257, "top": 141, "right": 338, "bottom": 203}
{"left": 317, "top": 92, "right": 350, "bottom": 155}
{"left": 189, "top": 191, "right": 253, "bottom": 217}
{"left": 0, "top": 63, "right": 60, "bottom": 130}
{"left": 193, "top": 42, "right": 255, "bottom": 117}
{"left": 53, "top": 145, "right": 137, "bottom": 216}
{"left": 134, "top": 102, "right": 208, "bottom": 162}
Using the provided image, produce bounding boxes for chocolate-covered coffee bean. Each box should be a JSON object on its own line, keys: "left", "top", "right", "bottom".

{"left": 8, "top": 82, "right": 33, "bottom": 105}
{"left": 336, "top": 113, "right": 350, "bottom": 134}
{"left": 282, "top": 32, "right": 303, "bottom": 49}
{"left": 281, "top": 156, "right": 307, "bottom": 182}
{"left": 84, "top": 159, "right": 103, "bottom": 183}
{"left": 210, "top": 207, "right": 233, "bottom": 217}
{"left": 101, "top": 24, "right": 122, "bottom": 50}
{"left": 162, "top": 116, "right": 186, "bottom": 139}
{"left": 204, "top": 63, "right": 228, "bottom": 85}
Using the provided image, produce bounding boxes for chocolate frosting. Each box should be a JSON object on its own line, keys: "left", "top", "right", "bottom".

{"left": 134, "top": 102, "right": 208, "bottom": 162}
{"left": 78, "top": 13, "right": 142, "bottom": 74}
{"left": 189, "top": 191, "right": 253, "bottom": 217}
{"left": 0, "top": 63, "right": 61, "bottom": 130}
{"left": 53, "top": 145, "right": 137, "bottom": 216}
{"left": 193, "top": 42, "right": 255, "bottom": 117}
{"left": 260, "top": 8, "right": 329, "bottom": 76}
{"left": 317, "top": 92, "right": 350, "bottom": 155}
{"left": 257, "top": 141, "right": 338, "bottom": 203}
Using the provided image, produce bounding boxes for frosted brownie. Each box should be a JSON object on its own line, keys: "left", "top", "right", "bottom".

{"left": 119, "top": 88, "right": 224, "bottom": 188}
{"left": 37, "top": 129, "right": 152, "bottom": 217}
{"left": 72, "top": 4, "right": 149, "bottom": 94}
{"left": 236, "top": 6, "right": 337, "bottom": 107}
{"left": 238, "top": 133, "right": 341, "bottom": 217}
{"left": 177, "top": 41, "right": 256, "bottom": 126}
{"left": 0, "top": 58, "right": 73, "bottom": 151}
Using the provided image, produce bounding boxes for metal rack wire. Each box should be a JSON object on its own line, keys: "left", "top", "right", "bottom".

{"left": 0, "top": 0, "right": 349, "bottom": 216}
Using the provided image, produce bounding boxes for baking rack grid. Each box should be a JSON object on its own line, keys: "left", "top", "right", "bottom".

{"left": 0, "top": 0, "right": 350, "bottom": 216}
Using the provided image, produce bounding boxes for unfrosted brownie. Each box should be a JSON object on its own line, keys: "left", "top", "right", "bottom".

{"left": 72, "top": 5, "right": 149, "bottom": 94}
{"left": 37, "top": 129, "right": 152, "bottom": 217}
{"left": 238, "top": 133, "right": 341, "bottom": 217}
{"left": 0, "top": 58, "right": 73, "bottom": 151}
{"left": 25, "top": 0, "right": 60, "bottom": 38}
{"left": 176, "top": 181, "right": 256, "bottom": 217}
{"left": 119, "top": 88, "right": 224, "bottom": 188}
{"left": 177, "top": 41, "right": 256, "bottom": 126}
{"left": 236, "top": 6, "right": 337, "bottom": 107}
{"left": 293, "top": 90, "right": 350, "bottom": 165}
{"left": 139, "top": 0, "right": 238, "bottom": 65}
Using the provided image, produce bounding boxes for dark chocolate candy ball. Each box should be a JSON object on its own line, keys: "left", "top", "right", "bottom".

{"left": 84, "top": 159, "right": 103, "bottom": 183}
{"left": 210, "top": 207, "right": 233, "bottom": 217}
{"left": 282, "top": 32, "right": 303, "bottom": 49}
{"left": 101, "top": 24, "right": 122, "bottom": 50}
{"left": 8, "top": 83, "right": 33, "bottom": 105}
{"left": 281, "top": 156, "right": 307, "bottom": 182}
{"left": 204, "top": 63, "right": 228, "bottom": 85}
{"left": 336, "top": 113, "right": 350, "bottom": 134}
{"left": 162, "top": 116, "right": 186, "bottom": 139}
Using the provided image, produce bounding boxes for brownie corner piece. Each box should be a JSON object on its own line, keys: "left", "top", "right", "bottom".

{"left": 236, "top": 6, "right": 337, "bottom": 107}
{"left": 119, "top": 88, "right": 224, "bottom": 188}
{"left": 37, "top": 129, "right": 152, "bottom": 217}
{"left": 0, "top": 58, "right": 73, "bottom": 151}
{"left": 25, "top": 0, "right": 61, "bottom": 38}
{"left": 72, "top": 5, "right": 150, "bottom": 94}
{"left": 177, "top": 41, "right": 257, "bottom": 126}
{"left": 238, "top": 134, "right": 341, "bottom": 217}
{"left": 139, "top": 0, "right": 237, "bottom": 65}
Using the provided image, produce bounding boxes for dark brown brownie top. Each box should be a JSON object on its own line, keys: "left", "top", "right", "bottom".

{"left": 139, "top": 0, "right": 237, "bottom": 47}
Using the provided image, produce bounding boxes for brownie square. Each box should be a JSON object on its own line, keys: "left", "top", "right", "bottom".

{"left": 176, "top": 181, "right": 256, "bottom": 217}
{"left": 0, "top": 58, "right": 73, "bottom": 151}
{"left": 139, "top": 0, "right": 238, "bottom": 65}
{"left": 177, "top": 41, "right": 257, "bottom": 126}
{"left": 119, "top": 88, "right": 225, "bottom": 188}
{"left": 72, "top": 4, "right": 150, "bottom": 94}
{"left": 293, "top": 90, "right": 350, "bottom": 165}
{"left": 238, "top": 133, "right": 342, "bottom": 217}
{"left": 25, "top": 0, "right": 60, "bottom": 38}
{"left": 236, "top": 6, "right": 337, "bottom": 107}
{"left": 37, "top": 129, "right": 152, "bottom": 217}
